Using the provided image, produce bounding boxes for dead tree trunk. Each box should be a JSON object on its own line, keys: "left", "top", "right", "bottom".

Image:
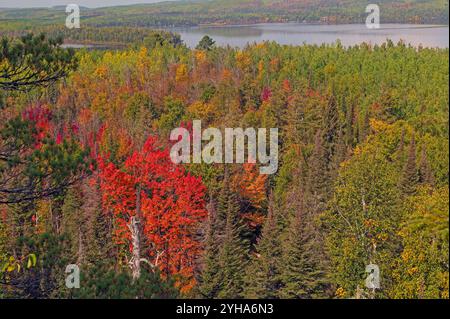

{"left": 129, "top": 184, "right": 142, "bottom": 281}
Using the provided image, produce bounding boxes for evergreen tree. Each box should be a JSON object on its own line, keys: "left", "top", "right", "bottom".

{"left": 196, "top": 35, "right": 216, "bottom": 51}
{"left": 324, "top": 94, "right": 339, "bottom": 165}
{"left": 244, "top": 194, "right": 282, "bottom": 298}
{"left": 82, "top": 175, "right": 115, "bottom": 266}
{"left": 307, "top": 130, "right": 329, "bottom": 199}
{"left": 303, "top": 130, "right": 332, "bottom": 296}
{"left": 0, "top": 33, "right": 77, "bottom": 91}
{"left": 217, "top": 168, "right": 248, "bottom": 299}
{"left": 198, "top": 198, "right": 221, "bottom": 298}
{"left": 418, "top": 147, "right": 435, "bottom": 186}
{"left": 280, "top": 203, "right": 325, "bottom": 298}
{"left": 400, "top": 135, "right": 419, "bottom": 196}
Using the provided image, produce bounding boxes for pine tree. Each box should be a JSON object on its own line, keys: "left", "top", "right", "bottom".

{"left": 244, "top": 193, "right": 282, "bottom": 298}
{"left": 196, "top": 35, "right": 216, "bottom": 51}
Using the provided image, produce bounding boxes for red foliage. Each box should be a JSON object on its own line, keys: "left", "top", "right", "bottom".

{"left": 282, "top": 79, "right": 291, "bottom": 93}
{"left": 22, "top": 104, "right": 52, "bottom": 148}
{"left": 98, "top": 136, "right": 208, "bottom": 292}
{"left": 261, "top": 87, "right": 272, "bottom": 102}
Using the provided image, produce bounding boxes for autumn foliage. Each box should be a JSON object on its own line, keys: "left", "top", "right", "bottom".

{"left": 98, "top": 136, "right": 207, "bottom": 292}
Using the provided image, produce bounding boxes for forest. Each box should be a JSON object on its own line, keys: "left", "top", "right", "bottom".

{"left": 0, "top": 29, "right": 449, "bottom": 299}
{"left": 0, "top": 0, "right": 448, "bottom": 31}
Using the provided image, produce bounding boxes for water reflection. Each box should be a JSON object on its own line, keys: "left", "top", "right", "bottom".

{"left": 169, "top": 23, "right": 449, "bottom": 48}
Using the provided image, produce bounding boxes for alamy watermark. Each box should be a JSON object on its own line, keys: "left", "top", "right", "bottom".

{"left": 169, "top": 120, "right": 279, "bottom": 175}
{"left": 65, "top": 264, "right": 80, "bottom": 289}
{"left": 66, "top": 4, "right": 80, "bottom": 29}
{"left": 365, "top": 264, "right": 380, "bottom": 289}
{"left": 366, "top": 4, "right": 380, "bottom": 29}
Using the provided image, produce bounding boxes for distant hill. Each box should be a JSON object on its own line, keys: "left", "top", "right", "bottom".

{"left": 0, "top": 0, "right": 448, "bottom": 29}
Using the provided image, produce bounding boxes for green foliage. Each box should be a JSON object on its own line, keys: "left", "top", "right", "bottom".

{"left": 157, "top": 97, "right": 186, "bottom": 135}
{"left": 196, "top": 36, "right": 216, "bottom": 51}
{"left": 0, "top": 33, "right": 77, "bottom": 91}
{"left": 325, "top": 126, "right": 404, "bottom": 298}
{"left": 390, "top": 186, "right": 449, "bottom": 298}
{"left": 1, "top": 232, "right": 70, "bottom": 298}
{"left": 280, "top": 210, "right": 326, "bottom": 298}
{"left": 198, "top": 200, "right": 221, "bottom": 299}
{"left": 0, "top": 27, "right": 448, "bottom": 299}
{"left": 73, "top": 265, "right": 179, "bottom": 299}
{"left": 0, "top": 116, "right": 92, "bottom": 204}
{"left": 143, "top": 31, "right": 184, "bottom": 50}
{"left": 216, "top": 174, "right": 248, "bottom": 299}
{"left": 0, "top": 0, "right": 447, "bottom": 29}
{"left": 244, "top": 196, "right": 283, "bottom": 299}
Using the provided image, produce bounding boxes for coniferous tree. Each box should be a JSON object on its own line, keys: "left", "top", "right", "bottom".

{"left": 196, "top": 35, "right": 216, "bottom": 51}
{"left": 217, "top": 168, "right": 248, "bottom": 299}
{"left": 82, "top": 175, "right": 115, "bottom": 266}
{"left": 324, "top": 95, "right": 339, "bottom": 164}
{"left": 418, "top": 147, "right": 435, "bottom": 186}
{"left": 280, "top": 201, "right": 325, "bottom": 298}
{"left": 400, "top": 135, "right": 419, "bottom": 196}
{"left": 0, "top": 33, "right": 77, "bottom": 91}
{"left": 198, "top": 198, "right": 222, "bottom": 299}
{"left": 304, "top": 130, "right": 332, "bottom": 296}
{"left": 244, "top": 193, "right": 282, "bottom": 298}
{"left": 307, "top": 130, "right": 329, "bottom": 200}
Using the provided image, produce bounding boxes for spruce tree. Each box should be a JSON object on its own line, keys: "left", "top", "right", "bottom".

{"left": 244, "top": 194, "right": 282, "bottom": 298}
{"left": 83, "top": 177, "right": 115, "bottom": 267}
{"left": 307, "top": 130, "right": 329, "bottom": 200}
{"left": 217, "top": 168, "right": 248, "bottom": 299}
{"left": 324, "top": 94, "right": 339, "bottom": 163}
{"left": 418, "top": 147, "right": 435, "bottom": 186}
{"left": 400, "top": 135, "right": 419, "bottom": 196}
{"left": 303, "top": 132, "right": 332, "bottom": 297}
{"left": 280, "top": 206, "right": 325, "bottom": 298}
{"left": 198, "top": 199, "right": 221, "bottom": 298}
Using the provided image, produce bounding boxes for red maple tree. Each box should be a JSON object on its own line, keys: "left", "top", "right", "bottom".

{"left": 98, "top": 136, "right": 207, "bottom": 292}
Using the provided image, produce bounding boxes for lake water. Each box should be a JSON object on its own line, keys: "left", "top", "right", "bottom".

{"left": 170, "top": 23, "right": 449, "bottom": 49}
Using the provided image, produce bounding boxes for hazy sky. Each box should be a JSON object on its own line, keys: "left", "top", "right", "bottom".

{"left": 0, "top": 0, "right": 176, "bottom": 8}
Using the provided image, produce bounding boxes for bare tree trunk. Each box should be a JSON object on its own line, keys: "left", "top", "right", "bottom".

{"left": 130, "top": 216, "right": 141, "bottom": 281}
{"left": 129, "top": 185, "right": 142, "bottom": 281}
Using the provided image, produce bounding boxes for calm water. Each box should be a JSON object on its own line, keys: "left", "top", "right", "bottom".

{"left": 169, "top": 23, "right": 449, "bottom": 48}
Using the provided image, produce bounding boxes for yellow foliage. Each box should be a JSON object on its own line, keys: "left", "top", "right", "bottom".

{"left": 195, "top": 50, "right": 207, "bottom": 64}
{"left": 324, "top": 63, "right": 337, "bottom": 75}
{"left": 369, "top": 118, "right": 391, "bottom": 133}
{"left": 335, "top": 287, "right": 346, "bottom": 298}
{"left": 175, "top": 64, "right": 189, "bottom": 82}
{"left": 257, "top": 60, "right": 264, "bottom": 79}
{"left": 94, "top": 65, "right": 108, "bottom": 79}
{"left": 188, "top": 101, "right": 215, "bottom": 120}
{"left": 236, "top": 51, "right": 252, "bottom": 70}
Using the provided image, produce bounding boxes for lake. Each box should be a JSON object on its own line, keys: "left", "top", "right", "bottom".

{"left": 169, "top": 23, "right": 449, "bottom": 49}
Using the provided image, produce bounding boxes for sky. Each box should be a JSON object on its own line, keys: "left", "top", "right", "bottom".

{"left": 0, "top": 0, "right": 177, "bottom": 8}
